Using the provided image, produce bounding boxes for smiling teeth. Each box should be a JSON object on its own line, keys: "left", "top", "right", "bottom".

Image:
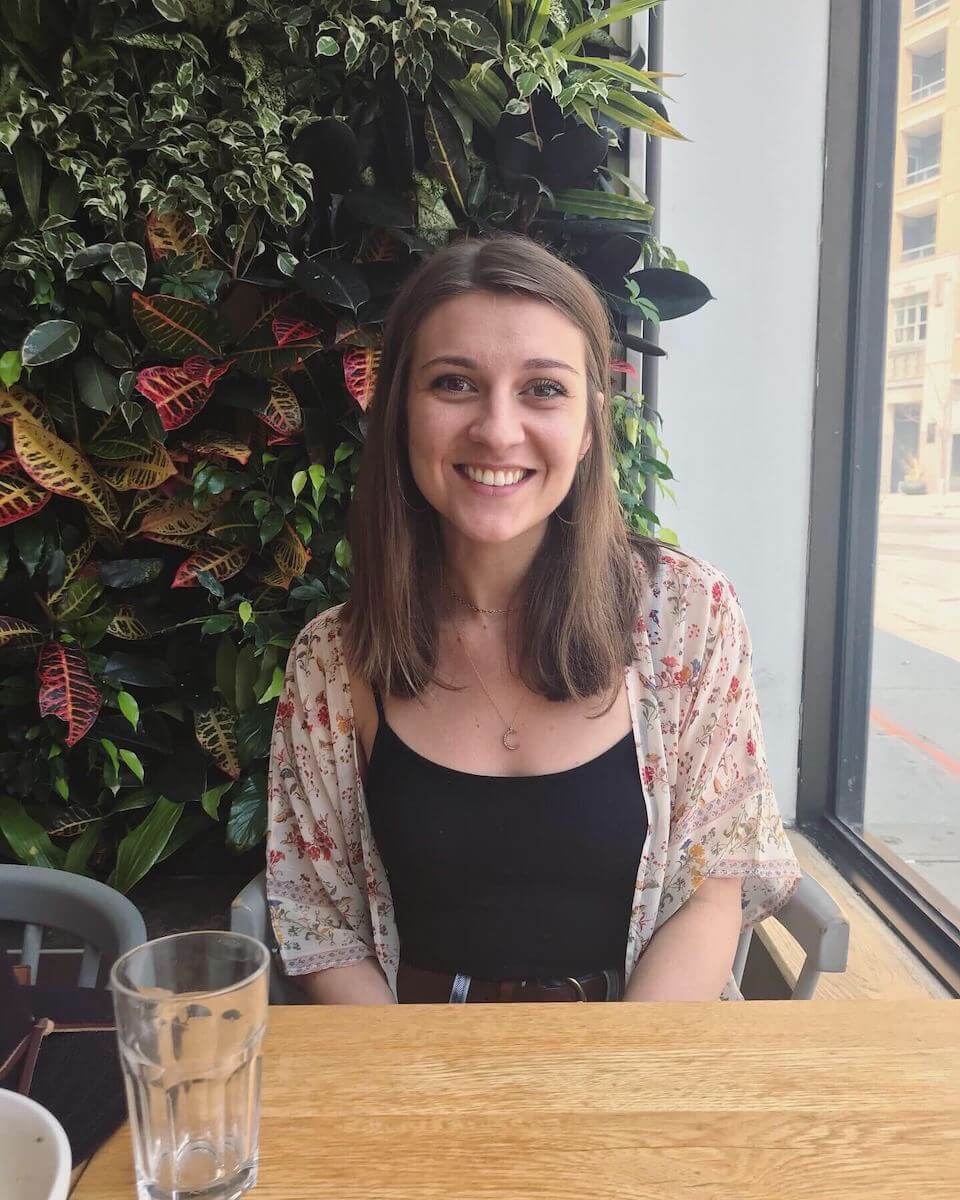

{"left": 463, "top": 466, "right": 527, "bottom": 487}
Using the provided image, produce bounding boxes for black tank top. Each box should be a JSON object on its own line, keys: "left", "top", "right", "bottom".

{"left": 364, "top": 689, "right": 648, "bottom": 980}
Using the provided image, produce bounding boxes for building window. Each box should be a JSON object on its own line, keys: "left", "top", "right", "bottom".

{"left": 905, "top": 128, "right": 941, "bottom": 183}
{"left": 914, "top": 0, "right": 947, "bottom": 16}
{"left": 892, "top": 295, "right": 928, "bottom": 343}
{"left": 910, "top": 47, "right": 946, "bottom": 100}
{"left": 902, "top": 211, "right": 936, "bottom": 259}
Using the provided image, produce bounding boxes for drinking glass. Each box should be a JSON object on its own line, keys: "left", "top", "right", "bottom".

{"left": 110, "top": 931, "right": 270, "bottom": 1200}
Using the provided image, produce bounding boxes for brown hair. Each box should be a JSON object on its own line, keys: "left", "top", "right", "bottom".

{"left": 341, "top": 232, "right": 660, "bottom": 710}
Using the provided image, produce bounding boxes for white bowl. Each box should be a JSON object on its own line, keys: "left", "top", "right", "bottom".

{"left": 0, "top": 1089, "right": 72, "bottom": 1200}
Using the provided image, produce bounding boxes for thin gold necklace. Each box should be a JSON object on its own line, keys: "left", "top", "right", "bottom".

{"left": 447, "top": 587, "right": 521, "bottom": 616}
{"left": 450, "top": 613, "right": 525, "bottom": 751}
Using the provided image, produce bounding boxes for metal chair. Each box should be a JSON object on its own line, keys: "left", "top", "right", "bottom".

{"left": 0, "top": 863, "right": 148, "bottom": 988}
{"left": 232, "top": 867, "right": 850, "bottom": 1003}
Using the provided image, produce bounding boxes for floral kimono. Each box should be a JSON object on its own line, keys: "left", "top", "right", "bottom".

{"left": 266, "top": 550, "right": 803, "bottom": 1001}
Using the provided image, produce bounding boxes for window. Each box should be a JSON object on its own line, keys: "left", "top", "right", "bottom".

{"left": 892, "top": 295, "right": 927, "bottom": 343}
{"left": 905, "top": 128, "right": 941, "bottom": 183}
{"left": 902, "top": 211, "right": 936, "bottom": 259}
{"left": 803, "top": 0, "right": 959, "bottom": 995}
{"left": 914, "top": 0, "right": 947, "bottom": 15}
{"left": 910, "top": 47, "right": 946, "bottom": 99}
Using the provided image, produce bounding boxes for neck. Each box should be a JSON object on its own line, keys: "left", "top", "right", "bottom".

{"left": 440, "top": 523, "right": 546, "bottom": 615}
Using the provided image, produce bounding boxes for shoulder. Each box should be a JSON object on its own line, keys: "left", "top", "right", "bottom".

{"left": 285, "top": 603, "right": 348, "bottom": 687}
{"left": 634, "top": 546, "right": 749, "bottom": 658}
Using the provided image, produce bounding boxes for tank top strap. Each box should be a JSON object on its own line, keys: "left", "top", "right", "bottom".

{"left": 371, "top": 683, "right": 385, "bottom": 721}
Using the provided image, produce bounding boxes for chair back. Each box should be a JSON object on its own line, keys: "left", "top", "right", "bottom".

{"left": 0, "top": 864, "right": 147, "bottom": 988}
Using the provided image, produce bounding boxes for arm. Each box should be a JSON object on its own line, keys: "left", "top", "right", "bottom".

{"left": 293, "top": 958, "right": 396, "bottom": 1005}
{"left": 624, "top": 876, "right": 743, "bottom": 1002}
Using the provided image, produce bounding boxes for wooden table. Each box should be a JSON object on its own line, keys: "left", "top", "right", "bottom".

{"left": 74, "top": 1000, "right": 960, "bottom": 1199}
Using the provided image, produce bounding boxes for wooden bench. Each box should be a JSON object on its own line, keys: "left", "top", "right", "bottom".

{"left": 750, "top": 831, "right": 951, "bottom": 999}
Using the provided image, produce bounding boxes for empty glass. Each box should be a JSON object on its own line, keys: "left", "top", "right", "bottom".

{"left": 110, "top": 931, "right": 270, "bottom": 1200}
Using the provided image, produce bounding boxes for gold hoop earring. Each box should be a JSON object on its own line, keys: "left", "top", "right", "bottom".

{"left": 396, "top": 458, "right": 428, "bottom": 513}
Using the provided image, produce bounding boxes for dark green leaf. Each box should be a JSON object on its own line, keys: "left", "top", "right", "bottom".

{"left": 201, "top": 778, "right": 234, "bottom": 820}
{"left": 64, "top": 823, "right": 102, "bottom": 875}
{"left": 21, "top": 320, "right": 81, "bottom": 367}
{"left": 74, "top": 355, "right": 121, "bottom": 413}
{"left": 110, "top": 796, "right": 183, "bottom": 893}
{"left": 103, "top": 653, "right": 175, "bottom": 687}
{"left": 94, "top": 331, "right": 133, "bottom": 369}
{"left": 14, "top": 139, "right": 42, "bottom": 226}
{"left": 0, "top": 794, "right": 65, "bottom": 868}
{"left": 293, "top": 258, "right": 369, "bottom": 312}
{"left": 100, "top": 559, "right": 163, "bottom": 588}
{"left": 236, "top": 704, "right": 273, "bottom": 766}
{"left": 226, "top": 772, "right": 267, "bottom": 852}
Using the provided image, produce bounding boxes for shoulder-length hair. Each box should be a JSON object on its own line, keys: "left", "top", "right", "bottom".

{"left": 341, "top": 232, "right": 660, "bottom": 710}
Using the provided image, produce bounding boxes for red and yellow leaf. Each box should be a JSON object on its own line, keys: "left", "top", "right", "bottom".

{"left": 131, "top": 292, "right": 219, "bottom": 358}
{"left": 357, "top": 229, "right": 400, "bottom": 263}
{"left": 182, "top": 433, "right": 251, "bottom": 465}
{"left": 194, "top": 702, "right": 240, "bottom": 779}
{"left": 0, "top": 616, "right": 43, "bottom": 650}
{"left": 271, "top": 317, "right": 324, "bottom": 347}
{"left": 0, "top": 384, "right": 54, "bottom": 431}
{"left": 97, "top": 442, "right": 177, "bottom": 491}
{"left": 145, "top": 209, "right": 212, "bottom": 267}
{"left": 171, "top": 540, "right": 250, "bottom": 588}
{"left": 135, "top": 365, "right": 214, "bottom": 431}
{"left": 256, "top": 378, "right": 302, "bottom": 437}
{"left": 12, "top": 418, "right": 119, "bottom": 528}
{"left": 0, "top": 473, "right": 52, "bottom": 526}
{"left": 271, "top": 522, "right": 310, "bottom": 579}
{"left": 253, "top": 563, "right": 294, "bottom": 591}
{"left": 106, "top": 605, "right": 154, "bottom": 640}
{"left": 139, "top": 498, "right": 216, "bottom": 539}
{"left": 37, "top": 641, "right": 103, "bottom": 747}
{"left": 342, "top": 347, "right": 381, "bottom": 410}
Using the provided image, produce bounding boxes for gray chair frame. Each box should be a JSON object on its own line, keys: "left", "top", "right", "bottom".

{"left": 233, "top": 868, "right": 850, "bottom": 1002}
{"left": 0, "top": 863, "right": 148, "bottom": 988}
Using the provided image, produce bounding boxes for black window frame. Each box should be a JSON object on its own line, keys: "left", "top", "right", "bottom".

{"left": 798, "top": 0, "right": 960, "bottom": 996}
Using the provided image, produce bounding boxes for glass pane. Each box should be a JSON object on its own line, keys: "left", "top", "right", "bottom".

{"left": 861, "top": 0, "right": 960, "bottom": 912}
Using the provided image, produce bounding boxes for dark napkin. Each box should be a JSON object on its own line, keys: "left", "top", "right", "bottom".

{"left": 0, "top": 955, "right": 127, "bottom": 1164}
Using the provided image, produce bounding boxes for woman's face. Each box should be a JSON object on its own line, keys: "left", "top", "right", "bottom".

{"left": 405, "top": 291, "right": 596, "bottom": 550}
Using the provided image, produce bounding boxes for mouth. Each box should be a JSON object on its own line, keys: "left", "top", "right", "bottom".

{"left": 454, "top": 464, "right": 536, "bottom": 495}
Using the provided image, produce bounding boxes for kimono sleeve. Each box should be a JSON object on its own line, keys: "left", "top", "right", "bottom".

{"left": 666, "top": 575, "right": 802, "bottom": 930}
{"left": 266, "top": 623, "right": 376, "bottom": 976}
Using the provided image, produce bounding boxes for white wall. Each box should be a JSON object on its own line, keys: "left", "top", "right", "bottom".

{"left": 632, "top": 4, "right": 831, "bottom": 820}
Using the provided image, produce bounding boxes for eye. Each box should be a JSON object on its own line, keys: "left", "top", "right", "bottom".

{"left": 527, "top": 378, "right": 568, "bottom": 399}
{"left": 431, "top": 374, "right": 475, "bottom": 394}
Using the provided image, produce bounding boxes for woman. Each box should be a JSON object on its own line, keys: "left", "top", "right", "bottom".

{"left": 267, "top": 233, "right": 801, "bottom": 1005}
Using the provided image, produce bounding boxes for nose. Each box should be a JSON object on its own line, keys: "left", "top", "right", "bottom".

{"left": 467, "top": 389, "right": 525, "bottom": 454}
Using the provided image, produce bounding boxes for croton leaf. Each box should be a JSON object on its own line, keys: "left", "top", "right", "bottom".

{"left": 357, "top": 229, "right": 400, "bottom": 263}
{"left": 171, "top": 540, "right": 250, "bottom": 588}
{"left": 0, "top": 384, "right": 55, "bottom": 430}
{"left": 106, "top": 605, "right": 155, "bottom": 640}
{"left": 342, "top": 347, "right": 381, "bottom": 410}
{"left": 131, "top": 292, "right": 219, "bottom": 358}
{"left": 0, "top": 473, "right": 52, "bottom": 526}
{"left": 194, "top": 702, "right": 241, "bottom": 779}
{"left": 37, "top": 641, "right": 104, "bottom": 747}
{"left": 51, "top": 575, "right": 104, "bottom": 620}
{"left": 271, "top": 522, "right": 310, "bottom": 579}
{"left": 12, "top": 417, "right": 120, "bottom": 528}
{"left": 0, "top": 450, "right": 19, "bottom": 474}
{"left": 145, "top": 209, "right": 212, "bottom": 267}
{"left": 253, "top": 562, "right": 294, "bottom": 590}
{"left": 271, "top": 317, "right": 324, "bottom": 347}
{"left": 183, "top": 433, "right": 252, "bottom": 465}
{"left": 87, "top": 415, "right": 152, "bottom": 461}
{"left": 0, "top": 615, "right": 43, "bottom": 650}
{"left": 97, "top": 442, "right": 177, "bottom": 491}
{"left": 138, "top": 498, "right": 216, "bottom": 539}
{"left": 256, "top": 378, "right": 303, "bottom": 436}
{"left": 134, "top": 365, "right": 215, "bottom": 431}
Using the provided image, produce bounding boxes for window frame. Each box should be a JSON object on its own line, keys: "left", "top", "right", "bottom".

{"left": 892, "top": 295, "right": 928, "bottom": 344}
{"left": 799, "top": 0, "right": 960, "bottom": 995}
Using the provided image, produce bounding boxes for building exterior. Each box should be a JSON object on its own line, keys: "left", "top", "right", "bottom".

{"left": 882, "top": 0, "right": 960, "bottom": 494}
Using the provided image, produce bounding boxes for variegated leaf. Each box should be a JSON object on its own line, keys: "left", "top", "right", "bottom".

{"left": 194, "top": 702, "right": 240, "bottom": 779}
{"left": 12, "top": 418, "right": 119, "bottom": 527}
{"left": 171, "top": 540, "right": 250, "bottom": 588}
{"left": 106, "top": 605, "right": 155, "bottom": 640}
{"left": 182, "top": 433, "right": 252, "bottom": 465}
{"left": 138, "top": 498, "right": 216, "bottom": 538}
{"left": 131, "top": 292, "right": 219, "bottom": 357}
{"left": 256, "top": 378, "right": 303, "bottom": 436}
{"left": 134, "top": 365, "right": 214, "bottom": 431}
{"left": 87, "top": 416, "right": 152, "bottom": 461}
{"left": 342, "top": 347, "right": 381, "bottom": 410}
{"left": 97, "top": 442, "right": 177, "bottom": 491}
{"left": 0, "top": 473, "right": 52, "bottom": 526}
{"left": 37, "top": 641, "right": 103, "bottom": 747}
{"left": 253, "top": 563, "right": 294, "bottom": 591}
{"left": 0, "top": 616, "right": 43, "bottom": 650}
{"left": 0, "top": 384, "right": 55, "bottom": 430}
{"left": 271, "top": 522, "right": 310, "bottom": 579}
{"left": 271, "top": 317, "right": 324, "bottom": 347}
{"left": 145, "top": 209, "right": 212, "bottom": 267}
{"left": 0, "top": 450, "right": 21, "bottom": 474}
{"left": 51, "top": 575, "right": 104, "bottom": 620}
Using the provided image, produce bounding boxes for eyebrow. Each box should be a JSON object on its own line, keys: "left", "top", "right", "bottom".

{"left": 418, "top": 355, "right": 580, "bottom": 375}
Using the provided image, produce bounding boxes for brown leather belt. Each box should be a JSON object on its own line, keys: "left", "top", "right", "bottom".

{"left": 397, "top": 961, "right": 623, "bottom": 1004}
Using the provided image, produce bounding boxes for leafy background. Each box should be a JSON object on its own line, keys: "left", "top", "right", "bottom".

{"left": 0, "top": 0, "right": 710, "bottom": 893}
